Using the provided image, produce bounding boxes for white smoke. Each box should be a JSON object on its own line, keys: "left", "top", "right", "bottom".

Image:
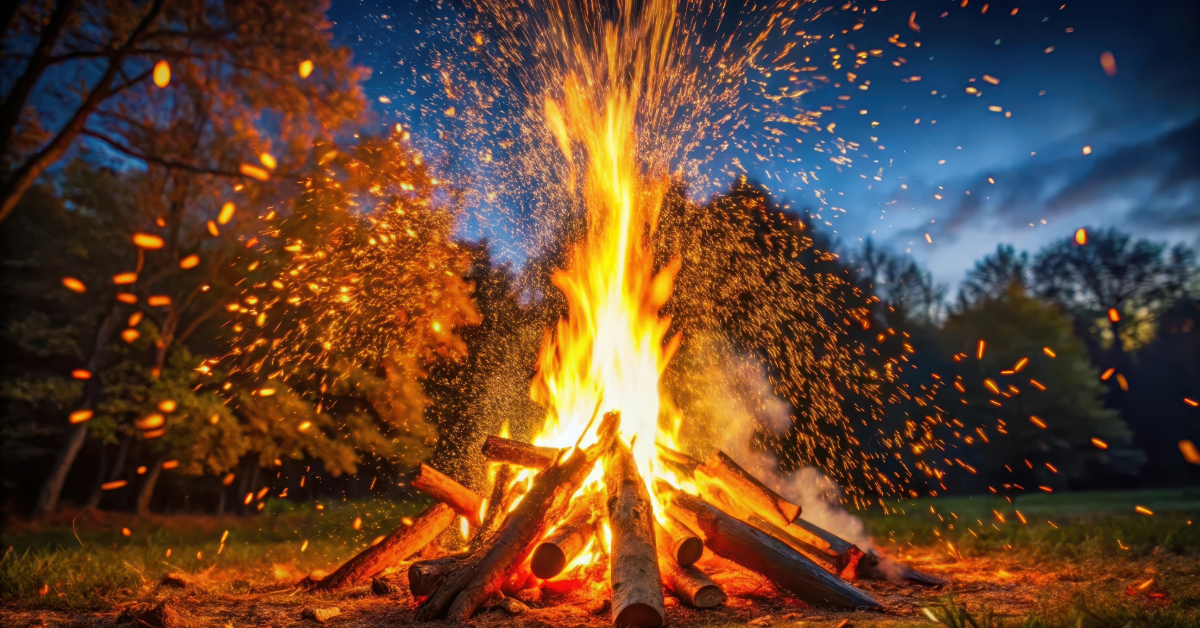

{"left": 677, "top": 337, "right": 876, "bottom": 553}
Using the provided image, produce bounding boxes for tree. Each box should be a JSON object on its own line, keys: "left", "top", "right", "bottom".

{"left": 854, "top": 238, "right": 947, "bottom": 326}
{"left": 218, "top": 132, "right": 482, "bottom": 498}
{"left": 940, "top": 284, "right": 1144, "bottom": 492}
{"left": 0, "top": 0, "right": 366, "bottom": 222}
{"left": 1032, "top": 228, "right": 1197, "bottom": 354}
{"left": 655, "top": 179, "right": 900, "bottom": 498}
{"left": 957, "top": 244, "right": 1028, "bottom": 309}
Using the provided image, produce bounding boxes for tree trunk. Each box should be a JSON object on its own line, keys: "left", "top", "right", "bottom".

{"left": 409, "top": 554, "right": 468, "bottom": 597}
{"left": 136, "top": 454, "right": 167, "bottom": 516}
{"left": 0, "top": 0, "right": 76, "bottom": 154}
{"left": 656, "top": 522, "right": 726, "bottom": 609}
{"left": 698, "top": 450, "right": 800, "bottom": 528}
{"left": 530, "top": 490, "right": 602, "bottom": 579}
{"left": 604, "top": 440, "right": 665, "bottom": 627}
{"left": 33, "top": 304, "right": 121, "bottom": 519}
{"left": 411, "top": 463, "right": 483, "bottom": 526}
{"left": 87, "top": 433, "right": 131, "bottom": 510}
{"left": 481, "top": 436, "right": 557, "bottom": 469}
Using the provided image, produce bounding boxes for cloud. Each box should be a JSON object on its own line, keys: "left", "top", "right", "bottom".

{"left": 925, "top": 117, "right": 1200, "bottom": 241}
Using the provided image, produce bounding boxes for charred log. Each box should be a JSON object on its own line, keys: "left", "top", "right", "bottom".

{"left": 414, "top": 412, "right": 620, "bottom": 622}
{"left": 409, "top": 554, "right": 468, "bottom": 598}
{"left": 315, "top": 502, "right": 455, "bottom": 591}
{"left": 660, "top": 483, "right": 880, "bottom": 610}
{"left": 412, "top": 463, "right": 484, "bottom": 527}
{"left": 482, "top": 436, "right": 558, "bottom": 469}
{"left": 530, "top": 491, "right": 603, "bottom": 579}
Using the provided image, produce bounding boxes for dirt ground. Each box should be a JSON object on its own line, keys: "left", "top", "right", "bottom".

{"left": 2, "top": 542, "right": 1188, "bottom": 628}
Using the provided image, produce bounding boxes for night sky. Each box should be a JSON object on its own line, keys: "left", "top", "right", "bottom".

{"left": 328, "top": 0, "right": 1200, "bottom": 289}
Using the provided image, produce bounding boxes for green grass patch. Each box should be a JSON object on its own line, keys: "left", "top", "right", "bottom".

{"left": 0, "top": 497, "right": 432, "bottom": 610}
{"left": 861, "top": 489, "right": 1200, "bottom": 559}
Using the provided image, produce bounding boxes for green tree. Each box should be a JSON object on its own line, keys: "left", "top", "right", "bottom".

{"left": 1032, "top": 228, "right": 1197, "bottom": 354}
{"left": 940, "top": 284, "right": 1144, "bottom": 492}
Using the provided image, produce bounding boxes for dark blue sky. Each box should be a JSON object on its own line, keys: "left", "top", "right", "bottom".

{"left": 328, "top": 0, "right": 1199, "bottom": 290}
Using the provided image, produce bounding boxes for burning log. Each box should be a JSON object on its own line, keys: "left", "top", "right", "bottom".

{"left": 414, "top": 412, "right": 620, "bottom": 622}
{"left": 412, "top": 463, "right": 484, "bottom": 527}
{"left": 655, "top": 522, "right": 726, "bottom": 609}
{"left": 656, "top": 514, "right": 703, "bottom": 567}
{"left": 409, "top": 554, "right": 468, "bottom": 598}
{"left": 656, "top": 444, "right": 800, "bottom": 529}
{"left": 478, "top": 464, "right": 515, "bottom": 538}
{"left": 604, "top": 440, "right": 665, "bottom": 627}
{"left": 660, "top": 483, "right": 880, "bottom": 610}
{"left": 315, "top": 502, "right": 455, "bottom": 591}
{"left": 482, "top": 436, "right": 558, "bottom": 469}
{"left": 530, "top": 490, "right": 603, "bottom": 579}
{"left": 747, "top": 515, "right": 862, "bottom": 578}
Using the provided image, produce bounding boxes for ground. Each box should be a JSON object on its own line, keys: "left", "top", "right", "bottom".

{"left": 1, "top": 490, "right": 1198, "bottom": 628}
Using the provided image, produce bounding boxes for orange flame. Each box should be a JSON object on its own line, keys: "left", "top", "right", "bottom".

{"left": 528, "top": 0, "right": 683, "bottom": 502}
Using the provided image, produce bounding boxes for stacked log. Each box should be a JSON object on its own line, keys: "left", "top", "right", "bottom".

{"left": 414, "top": 412, "right": 621, "bottom": 621}
{"left": 660, "top": 482, "right": 881, "bottom": 610}
{"left": 530, "top": 491, "right": 604, "bottom": 578}
{"left": 654, "top": 522, "right": 725, "bottom": 608}
{"left": 314, "top": 502, "right": 456, "bottom": 591}
{"left": 604, "top": 441, "right": 665, "bottom": 627}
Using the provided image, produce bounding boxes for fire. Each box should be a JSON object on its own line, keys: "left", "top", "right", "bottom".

{"left": 528, "top": 0, "right": 683, "bottom": 503}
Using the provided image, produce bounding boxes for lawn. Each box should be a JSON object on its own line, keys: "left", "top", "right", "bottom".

{"left": 1, "top": 489, "right": 1198, "bottom": 627}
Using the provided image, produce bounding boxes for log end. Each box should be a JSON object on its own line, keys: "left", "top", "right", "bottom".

{"left": 674, "top": 537, "right": 704, "bottom": 567}
{"left": 614, "top": 602, "right": 665, "bottom": 627}
{"left": 530, "top": 544, "right": 567, "bottom": 579}
{"left": 690, "top": 585, "right": 728, "bottom": 609}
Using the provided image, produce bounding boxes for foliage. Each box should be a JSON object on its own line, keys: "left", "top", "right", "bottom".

{"left": 940, "top": 284, "right": 1144, "bottom": 492}
{"left": 1032, "top": 228, "right": 1198, "bottom": 353}
{"left": 1, "top": 0, "right": 367, "bottom": 221}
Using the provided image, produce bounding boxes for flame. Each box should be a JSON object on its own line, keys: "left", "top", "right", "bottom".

{"left": 528, "top": 0, "right": 683, "bottom": 505}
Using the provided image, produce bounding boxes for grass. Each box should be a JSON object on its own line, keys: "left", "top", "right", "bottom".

{"left": 1, "top": 489, "right": 1198, "bottom": 627}
{"left": 0, "top": 497, "right": 432, "bottom": 610}
{"left": 860, "top": 488, "right": 1200, "bottom": 560}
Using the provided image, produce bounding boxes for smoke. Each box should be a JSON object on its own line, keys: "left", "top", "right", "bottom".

{"left": 668, "top": 334, "right": 876, "bottom": 553}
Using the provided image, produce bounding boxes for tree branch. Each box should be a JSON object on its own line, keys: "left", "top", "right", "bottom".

{"left": 0, "top": 0, "right": 77, "bottom": 154}
{"left": 0, "top": 0, "right": 165, "bottom": 224}
{"left": 82, "top": 129, "right": 243, "bottom": 178}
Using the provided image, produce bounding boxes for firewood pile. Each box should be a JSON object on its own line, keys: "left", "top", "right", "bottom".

{"left": 308, "top": 412, "right": 943, "bottom": 625}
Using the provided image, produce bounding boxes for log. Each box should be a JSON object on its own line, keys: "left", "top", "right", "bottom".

{"left": 657, "top": 514, "right": 703, "bottom": 567}
{"left": 530, "top": 490, "right": 603, "bottom": 579}
{"left": 415, "top": 412, "right": 621, "bottom": 622}
{"left": 748, "top": 514, "right": 844, "bottom": 573}
{"left": 409, "top": 554, "right": 468, "bottom": 598}
{"left": 697, "top": 451, "right": 800, "bottom": 528}
{"left": 479, "top": 464, "right": 515, "bottom": 535}
{"left": 659, "top": 483, "right": 880, "bottom": 610}
{"left": 482, "top": 435, "right": 559, "bottom": 469}
{"left": 655, "top": 442, "right": 702, "bottom": 472}
{"left": 655, "top": 522, "right": 725, "bottom": 608}
{"left": 315, "top": 502, "right": 455, "bottom": 590}
{"left": 604, "top": 440, "right": 665, "bottom": 627}
{"left": 412, "top": 463, "right": 484, "bottom": 527}
{"left": 779, "top": 517, "right": 864, "bottom": 579}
